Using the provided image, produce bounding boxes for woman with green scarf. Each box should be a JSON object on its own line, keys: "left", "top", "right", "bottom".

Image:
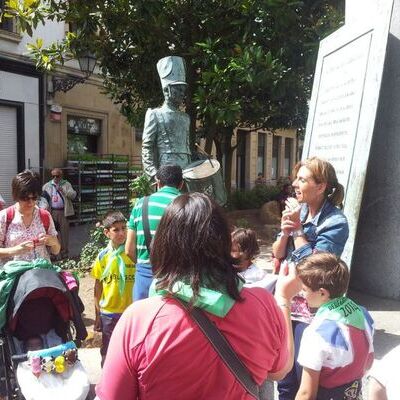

{"left": 96, "top": 192, "right": 297, "bottom": 400}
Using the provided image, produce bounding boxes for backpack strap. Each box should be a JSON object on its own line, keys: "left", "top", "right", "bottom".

{"left": 5, "top": 205, "right": 15, "bottom": 232}
{"left": 142, "top": 196, "right": 152, "bottom": 253}
{"left": 4, "top": 206, "right": 50, "bottom": 245}
{"left": 38, "top": 208, "right": 50, "bottom": 233}
{"left": 3, "top": 206, "right": 15, "bottom": 247}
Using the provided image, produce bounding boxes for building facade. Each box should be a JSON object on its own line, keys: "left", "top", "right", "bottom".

{"left": 232, "top": 128, "right": 298, "bottom": 190}
{"left": 0, "top": 14, "right": 44, "bottom": 205}
{"left": 0, "top": 15, "right": 136, "bottom": 206}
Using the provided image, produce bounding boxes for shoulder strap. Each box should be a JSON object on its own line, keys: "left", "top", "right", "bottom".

{"left": 3, "top": 206, "right": 49, "bottom": 246}
{"left": 6, "top": 205, "right": 15, "bottom": 232}
{"left": 38, "top": 208, "right": 50, "bottom": 233}
{"left": 4, "top": 206, "right": 16, "bottom": 246}
{"left": 175, "top": 298, "right": 260, "bottom": 399}
{"left": 142, "top": 196, "right": 152, "bottom": 253}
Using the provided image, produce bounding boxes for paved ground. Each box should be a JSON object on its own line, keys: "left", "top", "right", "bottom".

{"left": 71, "top": 223, "right": 400, "bottom": 398}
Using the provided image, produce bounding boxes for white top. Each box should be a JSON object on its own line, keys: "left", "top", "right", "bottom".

{"left": 239, "top": 264, "right": 278, "bottom": 293}
{"left": 0, "top": 206, "right": 57, "bottom": 263}
{"left": 369, "top": 345, "right": 400, "bottom": 400}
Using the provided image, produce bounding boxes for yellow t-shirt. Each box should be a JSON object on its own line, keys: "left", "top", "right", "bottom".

{"left": 91, "top": 244, "right": 135, "bottom": 314}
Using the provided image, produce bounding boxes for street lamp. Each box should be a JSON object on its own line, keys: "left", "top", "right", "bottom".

{"left": 52, "top": 51, "right": 97, "bottom": 93}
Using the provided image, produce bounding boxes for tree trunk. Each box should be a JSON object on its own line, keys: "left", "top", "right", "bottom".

{"left": 214, "top": 126, "right": 235, "bottom": 193}
{"left": 204, "top": 134, "right": 214, "bottom": 155}
{"left": 224, "top": 143, "right": 234, "bottom": 193}
{"left": 185, "top": 60, "right": 197, "bottom": 154}
{"left": 204, "top": 120, "right": 216, "bottom": 155}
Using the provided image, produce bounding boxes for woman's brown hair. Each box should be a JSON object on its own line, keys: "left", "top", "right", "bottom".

{"left": 12, "top": 170, "right": 41, "bottom": 201}
{"left": 292, "top": 157, "right": 344, "bottom": 207}
{"left": 151, "top": 192, "right": 242, "bottom": 304}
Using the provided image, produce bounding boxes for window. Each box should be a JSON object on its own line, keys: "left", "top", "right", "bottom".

{"left": 257, "top": 133, "right": 265, "bottom": 176}
{"left": 67, "top": 116, "right": 101, "bottom": 155}
{"left": 271, "top": 135, "right": 280, "bottom": 179}
{"left": 283, "top": 138, "right": 293, "bottom": 177}
{"left": 0, "top": 0, "right": 15, "bottom": 32}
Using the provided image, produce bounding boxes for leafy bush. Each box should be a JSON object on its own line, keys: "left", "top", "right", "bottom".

{"left": 79, "top": 226, "right": 108, "bottom": 270}
{"left": 228, "top": 185, "right": 280, "bottom": 210}
{"left": 129, "top": 174, "right": 153, "bottom": 207}
{"left": 55, "top": 225, "right": 108, "bottom": 273}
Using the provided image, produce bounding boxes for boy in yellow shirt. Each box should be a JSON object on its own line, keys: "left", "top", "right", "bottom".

{"left": 91, "top": 211, "right": 135, "bottom": 366}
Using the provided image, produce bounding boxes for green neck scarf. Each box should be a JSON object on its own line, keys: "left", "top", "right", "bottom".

{"left": 149, "top": 279, "right": 244, "bottom": 317}
{"left": 316, "top": 297, "right": 366, "bottom": 330}
{"left": 100, "top": 244, "right": 126, "bottom": 295}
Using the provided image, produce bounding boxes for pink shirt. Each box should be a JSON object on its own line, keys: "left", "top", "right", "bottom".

{"left": 96, "top": 287, "right": 288, "bottom": 400}
{"left": 0, "top": 206, "right": 57, "bottom": 263}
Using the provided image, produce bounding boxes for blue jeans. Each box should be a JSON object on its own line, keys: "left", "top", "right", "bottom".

{"left": 278, "top": 320, "right": 308, "bottom": 400}
{"left": 100, "top": 313, "right": 121, "bottom": 366}
{"left": 133, "top": 263, "right": 153, "bottom": 301}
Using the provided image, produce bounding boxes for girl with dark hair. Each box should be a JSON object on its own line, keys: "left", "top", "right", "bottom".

{"left": 0, "top": 170, "right": 60, "bottom": 263}
{"left": 96, "top": 192, "right": 298, "bottom": 400}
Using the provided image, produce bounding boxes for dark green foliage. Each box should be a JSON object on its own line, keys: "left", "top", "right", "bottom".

{"left": 129, "top": 174, "right": 153, "bottom": 198}
{"left": 4, "top": 0, "right": 344, "bottom": 190}
{"left": 79, "top": 225, "right": 108, "bottom": 270}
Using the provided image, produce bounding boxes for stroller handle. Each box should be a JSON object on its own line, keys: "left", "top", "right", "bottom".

{"left": 11, "top": 354, "right": 28, "bottom": 363}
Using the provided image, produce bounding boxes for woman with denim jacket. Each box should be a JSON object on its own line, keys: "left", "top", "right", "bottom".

{"left": 272, "top": 157, "right": 349, "bottom": 400}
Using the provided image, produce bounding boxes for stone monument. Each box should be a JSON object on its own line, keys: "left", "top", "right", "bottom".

{"left": 141, "top": 56, "right": 191, "bottom": 178}
{"left": 303, "top": 0, "right": 400, "bottom": 298}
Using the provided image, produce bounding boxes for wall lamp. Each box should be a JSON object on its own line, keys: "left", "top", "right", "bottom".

{"left": 52, "top": 52, "right": 97, "bottom": 93}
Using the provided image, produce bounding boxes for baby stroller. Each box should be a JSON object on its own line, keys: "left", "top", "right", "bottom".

{"left": 0, "top": 268, "right": 88, "bottom": 399}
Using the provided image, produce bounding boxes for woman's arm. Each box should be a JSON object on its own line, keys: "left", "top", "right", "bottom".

{"left": 0, "top": 241, "right": 34, "bottom": 258}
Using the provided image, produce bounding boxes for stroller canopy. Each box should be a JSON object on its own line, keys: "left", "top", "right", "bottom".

{"left": 6, "top": 268, "right": 87, "bottom": 342}
{"left": 11, "top": 269, "right": 68, "bottom": 320}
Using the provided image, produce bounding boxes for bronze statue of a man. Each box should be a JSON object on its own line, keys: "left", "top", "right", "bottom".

{"left": 141, "top": 56, "right": 191, "bottom": 179}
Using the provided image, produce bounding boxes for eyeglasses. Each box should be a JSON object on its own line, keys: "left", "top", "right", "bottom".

{"left": 20, "top": 195, "right": 38, "bottom": 202}
{"left": 52, "top": 175, "right": 61, "bottom": 178}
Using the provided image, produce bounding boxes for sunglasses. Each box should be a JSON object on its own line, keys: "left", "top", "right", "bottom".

{"left": 52, "top": 175, "right": 61, "bottom": 178}
{"left": 20, "top": 195, "right": 38, "bottom": 202}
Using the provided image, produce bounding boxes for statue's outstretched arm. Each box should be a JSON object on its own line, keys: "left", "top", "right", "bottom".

{"left": 141, "top": 108, "right": 158, "bottom": 178}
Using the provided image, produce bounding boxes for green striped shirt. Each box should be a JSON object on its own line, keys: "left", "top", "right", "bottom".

{"left": 128, "top": 186, "right": 180, "bottom": 263}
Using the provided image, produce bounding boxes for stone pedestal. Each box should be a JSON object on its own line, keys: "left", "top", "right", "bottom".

{"left": 351, "top": 1, "right": 400, "bottom": 299}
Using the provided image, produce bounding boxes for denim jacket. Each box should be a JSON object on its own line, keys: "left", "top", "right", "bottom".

{"left": 283, "top": 200, "right": 349, "bottom": 263}
{"left": 280, "top": 200, "right": 349, "bottom": 323}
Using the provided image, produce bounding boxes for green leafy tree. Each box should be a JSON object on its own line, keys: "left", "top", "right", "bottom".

{"left": 2, "top": 0, "right": 344, "bottom": 190}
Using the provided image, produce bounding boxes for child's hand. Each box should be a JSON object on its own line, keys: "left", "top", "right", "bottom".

{"left": 275, "top": 261, "right": 302, "bottom": 302}
{"left": 94, "top": 314, "right": 102, "bottom": 332}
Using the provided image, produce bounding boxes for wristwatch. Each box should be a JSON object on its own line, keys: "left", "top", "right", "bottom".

{"left": 292, "top": 228, "right": 304, "bottom": 239}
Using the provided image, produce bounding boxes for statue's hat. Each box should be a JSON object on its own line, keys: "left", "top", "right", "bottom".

{"left": 157, "top": 56, "right": 187, "bottom": 88}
